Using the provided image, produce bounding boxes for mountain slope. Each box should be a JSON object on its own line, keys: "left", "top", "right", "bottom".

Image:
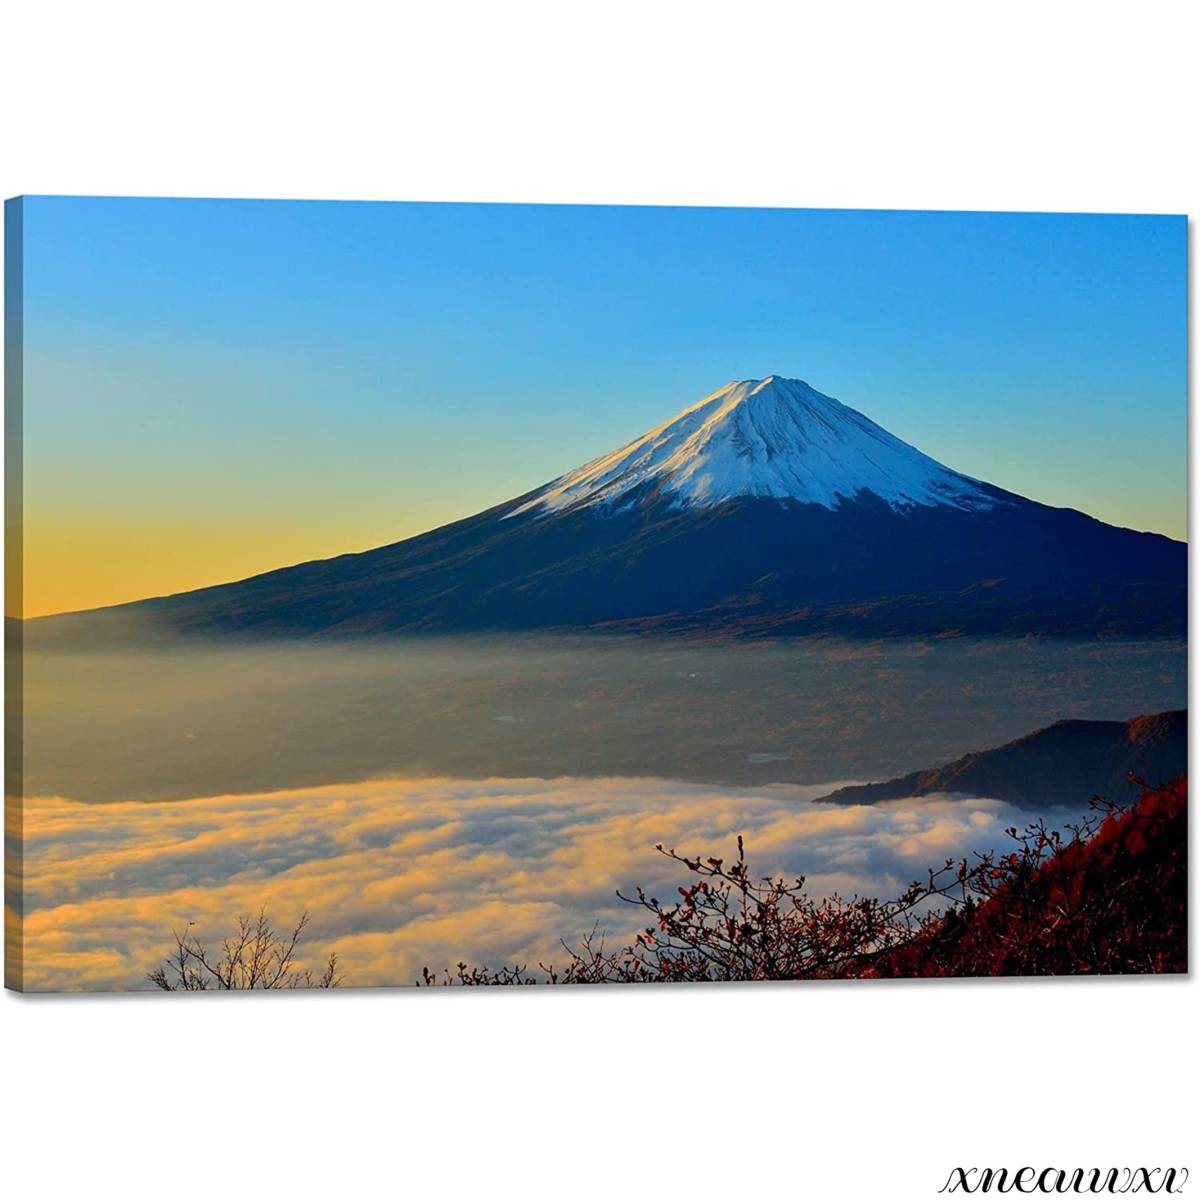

{"left": 815, "top": 709, "right": 1187, "bottom": 808}
{"left": 30, "top": 375, "right": 1186, "bottom": 643}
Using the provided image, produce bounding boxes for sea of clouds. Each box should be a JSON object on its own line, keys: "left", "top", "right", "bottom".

{"left": 12, "top": 776, "right": 1055, "bottom": 992}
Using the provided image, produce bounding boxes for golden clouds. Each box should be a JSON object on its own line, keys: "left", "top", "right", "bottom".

{"left": 14, "top": 775, "right": 1022, "bottom": 992}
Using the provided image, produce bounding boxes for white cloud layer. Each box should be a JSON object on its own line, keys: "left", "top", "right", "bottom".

{"left": 11, "top": 776, "right": 1037, "bottom": 992}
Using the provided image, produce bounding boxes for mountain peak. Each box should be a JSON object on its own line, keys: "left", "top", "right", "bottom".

{"left": 708, "top": 374, "right": 811, "bottom": 400}
{"left": 746, "top": 373, "right": 784, "bottom": 391}
{"left": 744, "top": 373, "right": 797, "bottom": 392}
{"left": 514, "top": 375, "right": 998, "bottom": 517}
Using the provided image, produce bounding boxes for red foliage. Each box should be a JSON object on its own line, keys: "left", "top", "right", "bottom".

{"left": 871, "top": 777, "right": 1187, "bottom": 977}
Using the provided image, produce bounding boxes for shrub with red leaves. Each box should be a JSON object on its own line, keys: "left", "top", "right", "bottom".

{"left": 422, "top": 777, "right": 1187, "bottom": 985}
{"left": 872, "top": 776, "right": 1187, "bottom": 977}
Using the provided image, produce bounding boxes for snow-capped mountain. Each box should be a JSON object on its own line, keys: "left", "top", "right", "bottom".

{"left": 33, "top": 375, "right": 1186, "bottom": 643}
{"left": 514, "top": 376, "right": 997, "bottom": 517}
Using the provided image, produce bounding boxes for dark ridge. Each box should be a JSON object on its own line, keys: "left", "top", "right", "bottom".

{"left": 815, "top": 709, "right": 1187, "bottom": 809}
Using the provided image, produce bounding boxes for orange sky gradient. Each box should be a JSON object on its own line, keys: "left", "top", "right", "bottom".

{"left": 16, "top": 510, "right": 457, "bottom": 618}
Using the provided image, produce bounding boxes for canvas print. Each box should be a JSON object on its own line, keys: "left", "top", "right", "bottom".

{"left": 4, "top": 197, "right": 1186, "bottom": 993}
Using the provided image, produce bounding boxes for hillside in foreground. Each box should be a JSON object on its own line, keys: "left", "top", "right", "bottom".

{"left": 871, "top": 775, "right": 1186, "bottom": 977}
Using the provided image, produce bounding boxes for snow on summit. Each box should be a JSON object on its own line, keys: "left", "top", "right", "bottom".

{"left": 515, "top": 376, "right": 997, "bottom": 517}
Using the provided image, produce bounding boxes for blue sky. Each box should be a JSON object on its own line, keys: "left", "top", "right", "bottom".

{"left": 17, "top": 196, "right": 1187, "bottom": 614}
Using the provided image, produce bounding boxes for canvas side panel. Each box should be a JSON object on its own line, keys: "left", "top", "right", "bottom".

{"left": 4, "top": 196, "right": 24, "bottom": 991}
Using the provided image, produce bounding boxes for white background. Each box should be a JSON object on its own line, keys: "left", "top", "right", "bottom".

{"left": 1, "top": 3, "right": 1195, "bottom": 1196}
